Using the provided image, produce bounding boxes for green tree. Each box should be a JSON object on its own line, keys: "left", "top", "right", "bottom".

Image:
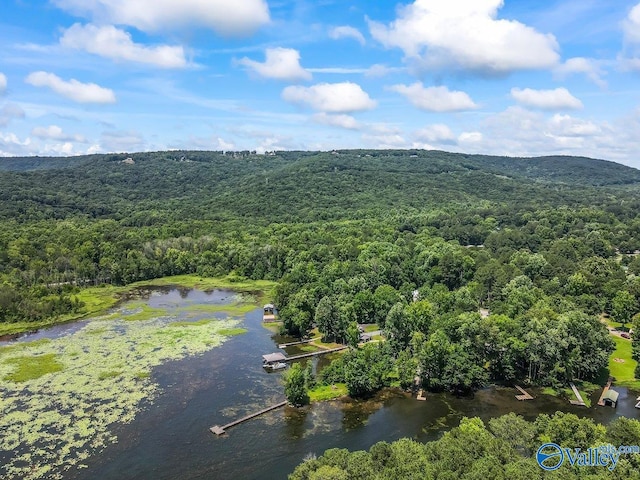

{"left": 285, "top": 363, "right": 309, "bottom": 407}
{"left": 613, "top": 290, "right": 636, "bottom": 328}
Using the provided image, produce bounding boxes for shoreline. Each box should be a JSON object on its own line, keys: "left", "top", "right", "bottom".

{"left": 0, "top": 274, "right": 276, "bottom": 338}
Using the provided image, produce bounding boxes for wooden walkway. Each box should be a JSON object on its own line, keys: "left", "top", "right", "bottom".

{"left": 210, "top": 401, "right": 287, "bottom": 436}
{"left": 597, "top": 379, "right": 613, "bottom": 407}
{"left": 569, "top": 382, "right": 586, "bottom": 406}
{"left": 514, "top": 385, "right": 533, "bottom": 401}
{"left": 277, "top": 338, "right": 319, "bottom": 348}
{"left": 281, "top": 346, "right": 347, "bottom": 362}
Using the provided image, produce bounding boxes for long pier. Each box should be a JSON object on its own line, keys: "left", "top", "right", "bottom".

{"left": 597, "top": 379, "right": 613, "bottom": 407}
{"left": 210, "top": 401, "right": 287, "bottom": 436}
{"left": 569, "top": 382, "right": 586, "bottom": 406}
{"left": 514, "top": 385, "right": 533, "bottom": 401}
{"left": 281, "top": 346, "right": 347, "bottom": 362}
{"left": 277, "top": 338, "right": 319, "bottom": 348}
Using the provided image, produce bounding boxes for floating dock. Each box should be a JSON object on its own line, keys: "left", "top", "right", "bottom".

{"left": 569, "top": 382, "right": 586, "bottom": 406}
{"left": 514, "top": 385, "right": 533, "bottom": 401}
{"left": 597, "top": 379, "right": 612, "bottom": 407}
{"left": 210, "top": 401, "right": 287, "bottom": 436}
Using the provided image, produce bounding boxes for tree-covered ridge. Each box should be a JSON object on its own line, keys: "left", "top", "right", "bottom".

{"left": 289, "top": 413, "right": 640, "bottom": 480}
{"left": 1, "top": 149, "right": 639, "bottom": 392}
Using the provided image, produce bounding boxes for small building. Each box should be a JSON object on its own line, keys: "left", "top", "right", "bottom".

{"left": 262, "top": 352, "right": 286, "bottom": 367}
{"left": 263, "top": 304, "right": 276, "bottom": 322}
{"left": 603, "top": 389, "right": 619, "bottom": 408}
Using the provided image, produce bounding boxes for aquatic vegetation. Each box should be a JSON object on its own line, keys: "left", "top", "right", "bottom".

{"left": 3, "top": 353, "right": 64, "bottom": 382}
{"left": 0, "top": 300, "right": 244, "bottom": 480}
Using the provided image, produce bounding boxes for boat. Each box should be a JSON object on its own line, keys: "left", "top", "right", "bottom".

{"left": 265, "top": 362, "right": 287, "bottom": 371}
{"left": 635, "top": 396, "right": 640, "bottom": 409}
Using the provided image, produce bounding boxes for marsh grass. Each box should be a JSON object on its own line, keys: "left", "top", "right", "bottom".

{"left": 3, "top": 353, "right": 64, "bottom": 382}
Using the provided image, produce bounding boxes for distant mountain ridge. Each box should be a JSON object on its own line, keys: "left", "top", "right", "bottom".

{"left": 1, "top": 150, "right": 639, "bottom": 223}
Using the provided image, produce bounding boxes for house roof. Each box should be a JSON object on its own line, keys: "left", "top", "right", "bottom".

{"left": 604, "top": 389, "right": 620, "bottom": 402}
{"left": 263, "top": 303, "right": 275, "bottom": 309}
{"left": 262, "top": 352, "right": 286, "bottom": 363}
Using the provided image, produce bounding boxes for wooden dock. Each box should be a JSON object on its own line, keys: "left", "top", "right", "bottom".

{"left": 281, "top": 346, "right": 347, "bottom": 362}
{"left": 597, "top": 379, "right": 613, "bottom": 407}
{"left": 210, "top": 401, "right": 287, "bottom": 436}
{"left": 569, "top": 382, "right": 586, "bottom": 406}
{"left": 277, "top": 338, "right": 319, "bottom": 348}
{"left": 514, "top": 385, "right": 533, "bottom": 401}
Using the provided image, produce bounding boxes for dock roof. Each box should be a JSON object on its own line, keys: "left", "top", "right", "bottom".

{"left": 262, "top": 352, "right": 286, "bottom": 363}
{"left": 604, "top": 389, "right": 619, "bottom": 402}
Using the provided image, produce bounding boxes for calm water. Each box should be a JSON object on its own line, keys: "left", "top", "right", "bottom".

{"left": 4, "top": 288, "right": 639, "bottom": 480}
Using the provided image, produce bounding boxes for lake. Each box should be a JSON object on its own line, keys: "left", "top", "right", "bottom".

{"left": 1, "top": 288, "right": 638, "bottom": 480}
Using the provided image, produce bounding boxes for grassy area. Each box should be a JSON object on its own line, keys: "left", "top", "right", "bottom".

{"left": 308, "top": 383, "right": 348, "bottom": 402}
{"left": 609, "top": 335, "right": 640, "bottom": 389}
{"left": 363, "top": 324, "right": 380, "bottom": 333}
{"left": 124, "top": 305, "right": 169, "bottom": 322}
{"left": 0, "top": 274, "right": 277, "bottom": 336}
{"left": 3, "top": 353, "right": 64, "bottom": 382}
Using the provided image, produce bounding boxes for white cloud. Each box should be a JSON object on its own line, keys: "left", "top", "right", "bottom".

{"left": 52, "top": 0, "right": 270, "bottom": 36}
{"left": 390, "top": 83, "right": 477, "bottom": 112}
{"left": 25, "top": 72, "right": 116, "bottom": 104}
{"left": 215, "top": 137, "right": 235, "bottom": 151}
{"left": 365, "top": 64, "right": 403, "bottom": 77}
{"left": 0, "top": 73, "right": 6, "bottom": 94}
{"left": 0, "top": 132, "right": 32, "bottom": 156}
{"left": 31, "top": 125, "right": 87, "bottom": 143}
{"left": 554, "top": 57, "right": 607, "bottom": 88}
{"left": 329, "top": 26, "right": 366, "bottom": 45}
{"left": 548, "top": 114, "right": 601, "bottom": 137}
{"left": 282, "top": 82, "right": 376, "bottom": 113}
{"left": 458, "top": 131, "right": 483, "bottom": 144}
{"left": 313, "top": 113, "right": 361, "bottom": 130}
{"left": 0, "top": 103, "right": 25, "bottom": 127}
{"left": 621, "top": 4, "right": 640, "bottom": 71}
{"left": 414, "top": 124, "right": 456, "bottom": 143}
{"left": 368, "top": 0, "right": 559, "bottom": 74}
{"left": 238, "top": 48, "right": 311, "bottom": 81}
{"left": 624, "top": 4, "right": 640, "bottom": 44}
{"left": 510, "top": 87, "right": 583, "bottom": 110}
{"left": 60, "top": 24, "right": 187, "bottom": 68}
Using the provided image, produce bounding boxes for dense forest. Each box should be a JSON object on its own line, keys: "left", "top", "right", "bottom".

{"left": 1, "top": 150, "right": 640, "bottom": 393}
{"left": 289, "top": 412, "right": 640, "bottom": 479}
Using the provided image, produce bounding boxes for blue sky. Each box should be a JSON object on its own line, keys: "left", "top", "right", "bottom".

{"left": 1, "top": 0, "right": 640, "bottom": 166}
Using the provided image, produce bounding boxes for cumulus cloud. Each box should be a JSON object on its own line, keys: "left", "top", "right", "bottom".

{"left": 414, "top": 124, "right": 456, "bottom": 143}
{"left": 621, "top": 3, "right": 640, "bottom": 71}
{"left": 0, "top": 73, "right": 6, "bottom": 94}
{"left": 368, "top": 0, "right": 559, "bottom": 75}
{"left": 390, "top": 83, "right": 477, "bottom": 112}
{"left": 52, "top": 0, "right": 270, "bottom": 36}
{"left": 282, "top": 82, "right": 376, "bottom": 113}
{"left": 458, "top": 131, "right": 483, "bottom": 144}
{"left": 25, "top": 72, "right": 116, "bottom": 104}
{"left": 237, "top": 48, "right": 311, "bottom": 81}
{"left": 60, "top": 24, "right": 187, "bottom": 68}
{"left": 31, "top": 125, "right": 87, "bottom": 143}
{"left": 0, "top": 132, "right": 32, "bottom": 156}
{"left": 624, "top": 3, "right": 640, "bottom": 44}
{"left": 329, "top": 26, "right": 366, "bottom": 45}
{"left": 313, "top": 112, "right": 361, "bottom": 130}
{"left": 548, "top": 114, "right": 601, "bottom": 137}
{"left": 0, "top": 104, "right": 25, "bottom": 127}
{"left": 510, "top": 87, "right": 583, "bottom": 110}
{"left": 554, "top": 57, "right": 607, "bottom": 88}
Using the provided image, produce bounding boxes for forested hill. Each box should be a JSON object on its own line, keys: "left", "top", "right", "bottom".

{"left": 1, "top": 150, "right": 639, "bottom": 224}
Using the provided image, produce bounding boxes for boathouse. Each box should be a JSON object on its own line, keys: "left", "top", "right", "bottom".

{"left": 263, "top": 304, "right": 276, "bottom": 322}
{"left": 602, "top": 389, "right": 619, "bottom": 408}
{"left": 262, "top": 352, "right": 286, "bottom": 367}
